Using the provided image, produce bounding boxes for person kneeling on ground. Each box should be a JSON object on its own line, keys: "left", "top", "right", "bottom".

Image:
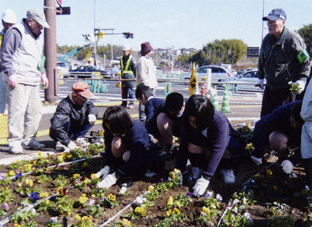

{"left": 49, "top": 82, "right": 97, "bottom": 152}
{"left": 135, "top": 83, "right": 165, "bottom": 125}
{"left": 176, "top": 95, "right": 246, "bottom": 197}
{"left": 146, "top": 92, "right": 184, "bottom": 157}
{"left": 95, "top": 106, "right": 164, "bottom": 189}
{"left": 250, "top": 101, "right": 304, "bottom": 174}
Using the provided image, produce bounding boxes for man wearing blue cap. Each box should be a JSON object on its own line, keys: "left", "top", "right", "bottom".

{"left": 257, "top": 9, "right": 311, "bottom": 118}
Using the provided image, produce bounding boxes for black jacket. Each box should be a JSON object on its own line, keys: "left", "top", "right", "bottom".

{"left": 49, "top": 96, "right": 97, "bottom": 145}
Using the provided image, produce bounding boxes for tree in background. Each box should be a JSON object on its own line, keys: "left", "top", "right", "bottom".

{"left": 187, "top": 39, "right": 247, "bottom": 66}
{"left": 297, "top": 24, "right": 312, "bottom": 56}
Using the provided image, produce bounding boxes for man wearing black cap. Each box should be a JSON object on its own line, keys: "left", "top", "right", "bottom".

{"left": 0, "top": 9, "right": 50, "bottom": 153}
{"left": 250, "top": 101, "right": 304, "bottom": 174}
{"left": 257, "top": 8, "right": 311, "bottom": 118}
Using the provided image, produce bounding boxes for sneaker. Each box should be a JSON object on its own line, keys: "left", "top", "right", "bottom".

{"left": 144, "top": 169, "right": 157, "bottom": 178}
{"left": 75, "top": 138, "right": 90, "bottom": 147}
{"left": 22, "top": 137, "right": 45, "bottom": 150}
{"left": 119, "top": 181, "right": 134, "bottom": 194}
{"left": 55, "top": 141, "right": 68, "bottom": 152}
{"left": 220, "top": 169, "right": 235, "bottom": 184}
{"left": 127, "top": 105, "right": 134, "bottom": 109}
{"left": 9, "top": 141, "right": 23, "bottom": 154}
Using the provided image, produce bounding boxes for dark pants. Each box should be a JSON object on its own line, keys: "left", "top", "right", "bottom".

{"left": 122, "top": 86, "right": 135, "bottom": 107}
{"left": 66, "top": 121, "right": 94, "bottom": 140}
{"left": 261, "top": 87, "right": 291, "bottom": 118}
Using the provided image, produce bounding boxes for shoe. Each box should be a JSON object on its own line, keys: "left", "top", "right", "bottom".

{"left": 9, "top": 141, "right": 23, "bottom": 154}
{"left": 144, "top": 169, "right": 157, "bottom": 178}
{"left": 55, "top": 141, "right": 67, "bottom": 152}
{"left": 119, "top": 181, "right": 134, "bottom": 194}
{"left": 22, "top": 137, "right": 45, "bottom": 150}
{"left": 127, "top": 105, "right": 134, "bottom": 109}
{"left": 220, "top": 169, "right": 235, "bottom": 184}
{"left": 75, "top": 138, "right": 90, "bottom": 147}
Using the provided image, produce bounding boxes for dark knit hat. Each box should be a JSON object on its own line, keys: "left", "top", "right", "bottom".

{"left": 140, "top": 42, "right": 153, "bottom": 56}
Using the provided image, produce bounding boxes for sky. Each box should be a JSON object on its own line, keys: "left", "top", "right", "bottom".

{"left": 2, "top": 0, "right": 312, "bottom": 51}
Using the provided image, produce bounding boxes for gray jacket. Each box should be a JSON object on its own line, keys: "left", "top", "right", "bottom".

{"left": 258, "top": 27, "right": 311, "bottom": 90}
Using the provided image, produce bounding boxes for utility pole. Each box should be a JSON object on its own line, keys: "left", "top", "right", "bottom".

{"left": 44, "top": 0, "right": 57, "bottom": 103}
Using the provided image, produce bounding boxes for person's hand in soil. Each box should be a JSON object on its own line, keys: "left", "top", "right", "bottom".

{"left": 97, "top": 172, "right": 117, "bottom": 188}
{"left": 193, "top": 176, "right": 209, "bottom": 197}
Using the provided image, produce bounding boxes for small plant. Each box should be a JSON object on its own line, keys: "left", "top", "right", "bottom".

{"left": 75, "top": 193, "right": 89, "bottom": 207}
{"left": 166, "top": 169, "right": 181, "bottom": 188}
{"left": 0, "top": 186, "right": 15, "bottom": 203}
{"left": 198, "top": 206, "right": 220, "bottom": 223}
{"left": 220, "top": 210, "right": 252, "bottom": 227}
{"left": 75, "top": 215, "right": 94, "bottom": 227}
{"left": 36, "top": 174, "right": 52, "bottom": 184}
{"left": 269, "top": 201, "right": 286, "bottom": 217}
{"left": 54, "top": 175, "right": 68, "bottom": 187}
{"left": 56, "top": 195, "right": 74, "bottom": 215}
{"left": 10, "top": 208, "right": 38, "bottom": 223}
{"left": 37, "top": 199, "right": 56, "bottom": 212}
{"left": 45, "top": 217, "right": 63, "bottom": 227}
{"left": 144, "top": 189, "right": 159, "bottom": 201}
{"left": 114, "top": 218, "right": 134, "bottom": 227}
{"left": 267, "top": 216, "right": 294, "bottom": 227}
{"left": 90, "top": 187, "right": 107, "bottom": 198}
{"left": 86, "top": 204, "right": 104, "bottom": 218}
{"left": 290, "top": 83, "right": 300, "bottom": 94}
{"left": 102, "top": 193, "right": 120, "bottom": 208}
{"left": 125, "top": 206, "right": 147, "bottom": 219}
{"left": 155, "top": 182, "right": 168, "bottom": 192}
{"left": 174, "top": 193, "right": 192, "bottom": 207}
{"left": 154, "top": 220, "right": 174, "bottom": 227}
{"left": 165, "top": 207, "right": 185, "bottom": 222}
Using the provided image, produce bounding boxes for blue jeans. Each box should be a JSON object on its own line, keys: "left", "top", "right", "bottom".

{"left": 65, "top": 121, "right": 94, "bottom": 140}
{"left": 122, "top": 86, "right": 135, "bottom": 107}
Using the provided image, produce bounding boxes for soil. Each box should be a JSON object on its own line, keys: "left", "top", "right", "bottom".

{"left": 0, "top": 143, "right": 311, "bottom": 226}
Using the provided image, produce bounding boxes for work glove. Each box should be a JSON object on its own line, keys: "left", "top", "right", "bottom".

{"left": 256, "top": 79, "right": 264, "bottom": 89}
{"left": 193, "top": 176, "right": 210, "bottom": 197}
{"left": 281, "top": 160, "right": 294, "bottom": 174}
{"left": 293, "top": 80, "right": 305, "bottom": 94}
{"left": 95, "top": 166, "right": 110, "bottom": 179}
{"left": 41, "top": 73, "right": 49, "bottom": 89}
{"left": 67, "top": 141, "right": 77, "bottom": 150}
{"left": 88, "top": 114, "right": 97, "bottom": 125}
{"left": 97, "top": 172, "right": 117, "bottom": 189}
{"left": 8, "top": 74, "right": 18, "bottom": 88}
{"left": 250, "top": 155, "right": 262, "bottom": 166}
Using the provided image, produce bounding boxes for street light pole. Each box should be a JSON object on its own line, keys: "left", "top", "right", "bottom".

{"left": 93, "top": 0, "right": 97, "bottom": 66}
{"left": 261, "top": 0, "right": 265, "bottom": 41}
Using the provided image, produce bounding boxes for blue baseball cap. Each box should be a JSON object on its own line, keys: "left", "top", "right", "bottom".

{"left": 263, "top": 8, "right": 286, "bottom": 21}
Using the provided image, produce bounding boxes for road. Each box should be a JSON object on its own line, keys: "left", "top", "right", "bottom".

{"left": 0, "top": 77, "right": 263, "bottom": 164}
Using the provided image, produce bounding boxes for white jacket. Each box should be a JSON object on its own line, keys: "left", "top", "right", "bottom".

{"left": 136, "top": 56, "right": 158, "bottom": 89}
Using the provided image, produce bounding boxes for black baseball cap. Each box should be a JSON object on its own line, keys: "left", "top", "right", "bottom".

{"left": 263, "top": 8, "right": 286, "bottom": 21}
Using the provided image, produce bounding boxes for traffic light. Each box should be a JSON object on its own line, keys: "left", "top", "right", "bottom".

{"left": 123, "top": 32, "right": 134, "bottom": 39}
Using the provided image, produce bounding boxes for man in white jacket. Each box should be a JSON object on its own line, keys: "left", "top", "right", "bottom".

{"left": 300, "top": 79, "right": 312, "bottom": 188}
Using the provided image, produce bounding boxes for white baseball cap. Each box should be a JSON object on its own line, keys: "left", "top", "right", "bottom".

{"left": 26, "top": 9, "right": 50, "bottom": 28}
{"left": 1, "top": 9, "right": 17, "bottom": 24}
{"left": 122, "top": 45, "right": 131, "bottom": 51}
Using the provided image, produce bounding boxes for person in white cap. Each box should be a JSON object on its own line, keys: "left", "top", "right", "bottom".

{"left": 120, "top": 44, "right": 136, "bottom": 109}
{"left": 0, "top": 9, "right": 17, "bottom": 113}
{"left": 0, "top": 9, "right": 50, "bottom": 154}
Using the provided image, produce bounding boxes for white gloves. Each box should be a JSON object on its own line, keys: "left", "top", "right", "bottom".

{"left": 257, "top": 79, "right": 264, "bottom": 89}
{"left": 67, "top": 141, "right": 77, "bottom": 150}
{"left": 8, "top": 74, "right": 18, "bottom": 88}
{"left": 41, "top": 73, "right": 49, "bottom": 89}
{"left": 193, "top": 176, "right": 210, "bottom": 197}
{"left": 88, "top": 114, "right": 97, "bottom": 125}
{"left": 251, "top": 155, "right": 263, "bottom": 166}
{"left": 95, "top": 166, "right": 110, "bottom": 178}
{"left": 281, "top": 160, "right": 294, "bottom": 174}
{"left": 294, "top": 81, "right": 305, "bottom": 94}
{"left": 97, "top": 172, "right": 117, "bottom": 189}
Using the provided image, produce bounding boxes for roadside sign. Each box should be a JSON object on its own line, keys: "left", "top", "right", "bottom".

{"left": 56, "top": 0, "right": 62, "bottom": 6}
{"left": 56, "top": 7, "right": 70, "bottom": 15}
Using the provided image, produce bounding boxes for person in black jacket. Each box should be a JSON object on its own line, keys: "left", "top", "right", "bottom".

{"left": 250, "top": 101, "right": 304, "bottom": 174}
{"left": 135, "top": 83, "right": 165, "bottom": 125}
{"left": 176, "top": 95, "right": 246, "bottom": 197}
{"left": 96, "top": 106, "right": 163, "bottom": 188}
{"left": 49, "top": 82, "right": 97, "bottom": 152}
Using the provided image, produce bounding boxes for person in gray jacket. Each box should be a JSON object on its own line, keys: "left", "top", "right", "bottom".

{"left": 0, "top": 9, "right": 49, "bottom": 154}
{"left": 257, "top": 8, "right": 311, "bottom": 118}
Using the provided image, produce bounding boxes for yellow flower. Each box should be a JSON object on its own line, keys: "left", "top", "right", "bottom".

{"left": 90, "top": 173, "right": 97, "bottom": 179}
{"left": 17, "top": 182, "right": 22, "bottom": 187}
{"left": 73, "top": 173, "right": 80, "bottom": 179}
{"left": 82, "top": 215, "right": 92, "bottom": 221}
{"left": 75, "top": 214, "right": 82, "bottom": 220}
{"left": 58, "top": 156, "right": 64, "bottom": 162}
{"left": 26, "top": 164, "right": 33, "bottom": 171}
{"left": 25, "top": 179, "right": 34, "bottom": 187}
{"left": 107, "top": 193, "right": 116, "bottom": 202}
{"left": 60, "top": 153, "right": 66, "bottom": 158}
{"left": 167, "top": 196, "right": 173, "bottom": 206}
{"left": 66, "top": 154, "right": 73, "bottom": 159}
{"left": 273, "top": 185, "right": 277, "bottom": 190}
{"left": 148, "top": 185, "right": 154, "bottom": 191}
{"left": 122, "top": 218, "right": 132, "bottom": 226}
{"left": 14, "top": 224, "right": 21, "bottom": 227}
{"left": 45, "top": 200, "right": 50, "bottom": 205}
{"left": 79, "top": 194, "right": 88, "bottom": 204}
{"left": 37, "top": 152, "right": 43, "bottom": 158}
{"left": 202, "top": 206, "right": 211, "bottom": 215}
{"left": 57, "top": 187, "right": 64, "bottom": 195}
{"left": 266, "top": 169, "right": 273, "bottom": 176}
{"left": 173, "top": 168, "right": 180, "bottom": 174}
{"left": 172, "top": 207, "right": 180, "bottom": 215}
{"left": 39, "top": 169, "right": 43, "bottom": 173}
{"left": 175, "top": 201, "right": 181, "bottom": 207}
{"left": 84, "top": 177, "right": 90, "bottom": 184}
{"left": 83, "top": 162, "right": 88, "bottom": 167}
{"left": 39, "top": 192, "right": 49, "bottom": 198}
{"left": 8, "top": 170, "right": 16, "bottom": 176}
{"left": 134, "top": 207, "right": 146, "bottom": 216}
{"left": 166, "top": 210, "right": 172, "bottom": 217}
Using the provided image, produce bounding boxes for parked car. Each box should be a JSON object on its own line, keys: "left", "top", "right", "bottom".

{"left": 69, "top": 65, "right": 112, "bottom": 79}
{"left": 234, "top": 70, "right": 266, "bottom": 87}
{"left": 57, "top": 62, "right": 70, "bottom": 78}
{"left": 180, "top": 65, "right": 235, "bottom": 84}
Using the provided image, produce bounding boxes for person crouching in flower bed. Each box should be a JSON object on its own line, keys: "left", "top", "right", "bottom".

{"left": 176, "top": 95, "right": 246, "bottom": 197}
{"left": 95, "top": 106, "right": 164, "bottom": 188}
